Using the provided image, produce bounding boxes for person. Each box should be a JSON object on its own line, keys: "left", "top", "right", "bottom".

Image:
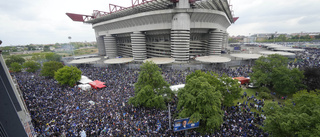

{"left": 178, "top": 120, "right": 190, "bottom": 130}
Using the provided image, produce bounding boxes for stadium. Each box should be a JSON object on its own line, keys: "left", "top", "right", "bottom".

{"left": 67, "top": 0, "right": 238, "bottom": 63}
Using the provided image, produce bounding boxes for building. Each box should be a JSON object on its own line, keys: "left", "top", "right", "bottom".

{"left": 0, "top": 50, "right": 36, "bottom": 136}
{"left": 67, "top": 0, "right": 237, "bottom": 63}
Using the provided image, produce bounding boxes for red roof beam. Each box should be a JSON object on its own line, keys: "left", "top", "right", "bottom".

{"left": 109, "top": 4, "right": 126, "bottom": 13}
{"left": 92, "top": 10, "right": 109, "bottom": 18}
{"left": 66, "top": 13, "right": 94, "bottom": 22}
{"left": 132, "top": 0, "right": 155, "bottom": 7}
{"left": 233, "top": 17, "right": 239, "bottom": 23}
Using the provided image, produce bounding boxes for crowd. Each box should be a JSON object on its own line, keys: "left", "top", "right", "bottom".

{"left": 289, "top": 48, "right": 320, "bottom": 68}
{"left": 13, "top": 64, "right": 266, "bottom": 137}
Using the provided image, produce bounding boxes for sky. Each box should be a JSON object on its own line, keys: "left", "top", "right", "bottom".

{"left": 0, "top": 0, "right": 319, "bottom": 46}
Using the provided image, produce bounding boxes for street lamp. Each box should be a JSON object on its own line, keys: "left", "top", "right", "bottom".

{"left": 68, "top": 36, "right": 75, "bottom": 58}
{"left": 273, "top": 31, "right": 277, "bottom": 43}
{"left": 298, "top": 31, "right": 302, "bottom": 46}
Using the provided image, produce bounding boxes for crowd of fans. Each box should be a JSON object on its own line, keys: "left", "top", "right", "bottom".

{"left": 289, "top": 48, "right": 320, "bottom": 68}
{"left": 14, "top": 64, "right": 263, "bottom": 137}
{"left": 13, "top": 47, "right": 319, "bottom": 136}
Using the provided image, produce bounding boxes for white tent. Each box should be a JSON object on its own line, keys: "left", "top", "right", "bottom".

{"left": 80, "top": 130, "right": 86, "bottom": 137}
{"left": 79, "top": 75, "right": 93, "bottom": 84}
{"left": 88, "top": 101, "right": 95, "bottom": 105}
{"left": 170, "top": 84, "right": 185, "bottom": 91}
{"left": 78, "top": 84, "right": 91, "bottom": 91}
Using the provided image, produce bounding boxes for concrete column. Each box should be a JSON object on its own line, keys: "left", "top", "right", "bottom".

{"left": 131, "top": 32, "right": 146, "bottom": 62}
{"left": 222, "top": 32, "right": 228, "bottom": 51}
{"left": 170, "top": 0, "right": 191, "bottom": 63}
{"left": 96, "top": 36, "right": 106, "bottom": 56}
{"left": 171, "top": 29, "right": 190, "bottom": 62}
{"left": 208, "top": 29, "right": 223, "bottom": 55}
{"left": 104, "top": 35, "right": 117, "bottom": 58}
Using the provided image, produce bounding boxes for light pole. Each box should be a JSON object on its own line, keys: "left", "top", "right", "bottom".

{"left": 168, "top": 103, "right": 171, "bottom": 130}
{"left": 298, "top": 31, "right": 302, "bottom": 46}
{"left": 273, "top": 31, "right": 277, "bottom": 43}
{"left": 68, "top": 36, "right": 75, "bottom": 58}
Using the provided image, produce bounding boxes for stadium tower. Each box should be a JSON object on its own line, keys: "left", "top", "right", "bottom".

{"left": 67, "top": 0, "right": 238, "bottom": 63}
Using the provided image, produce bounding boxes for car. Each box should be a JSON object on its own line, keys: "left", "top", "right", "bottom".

{"left": 248, "top": 83, "right": 258, "bottom": 88}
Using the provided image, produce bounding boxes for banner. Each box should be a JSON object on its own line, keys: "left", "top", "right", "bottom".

{"left": 173, "top": 118, "right": 200, "bottom": 132}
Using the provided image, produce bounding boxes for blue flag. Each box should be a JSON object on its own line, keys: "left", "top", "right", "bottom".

{"left": 156, "top": 120, "right": 161, "bottom": 132}
{"left": 136, "top": 121, "right": 140, "bottom": 127}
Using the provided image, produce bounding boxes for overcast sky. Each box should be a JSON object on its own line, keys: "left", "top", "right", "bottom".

{"left": 0, "top": 0, "right": 319, "bottom": 46}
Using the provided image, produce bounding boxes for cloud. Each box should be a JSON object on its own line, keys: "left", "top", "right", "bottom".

{"left": 1, "top": 0, "right": 319, "bottom": 45}
{"left": 228, "top": 0, "right": 320, "bottom": 36}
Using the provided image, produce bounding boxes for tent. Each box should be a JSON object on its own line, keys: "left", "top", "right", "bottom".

{"left": 79, "top": 75, "right": 93, "bottom": 84}
{"left": 233, "top": 77, "right": 250, "bottom": 85}
{"left": 89, "top": 80, "right": 106, "bottom": 89}
{"left": 88, "top": 101, "right": 95, "bottom": 105}
{"left": 78, "top": 84, "right": 91, "bottom": 91}
{"left": 170, "top": 84, "right": 185, "bottom": 91}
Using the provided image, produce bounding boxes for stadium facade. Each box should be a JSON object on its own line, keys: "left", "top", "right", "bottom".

{"left": 67, "top": 0, "right": 237, "bottom": 63}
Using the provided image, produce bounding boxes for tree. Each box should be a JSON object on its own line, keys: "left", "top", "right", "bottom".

{"left": 272, "top": 67, "right": 305, "bottom": 94}
{"left": 278, "top": 34, "right": 287, "bottom": 42}
{"left": 23, "top": 61, "right": 40, "bottom": 72}
{"left": 218, "top": 74, "right": 242, "bottom": 106}
{"left": 250, "top": 54, "right": 304, "bottom": 94}
{"left": 186, "top": 70, "right": 241, "bottom": 107}
{"left": 45, "top": 52, "right": 61, "bottom": 62}
{"left": 129, "top": 61, "right": 172, "bottom": 109}
{"left": 5, "top": 55, "right": 25, "bottom": 67}
{"left": 303, "top": 67, "right": 320, "bottom": 91}
{"left": 263, "top": 90, "right": 320, "bottom": 136}
{"left": 31, "top": 53, "right": 46, "bottom": 62}
{"left": 54, "top": 65, "right": 81, "bottom": 87}
{"left": 41, "top": 61, "right": 64, "bottom": 77}
{"left": 43, "top": 45, "right": 51, "bottom": 52}
{"left": 10, "top": 62, "right": 22, "bottom": 72}
{"left": 177, "top": 70, "right": 223, "bottom": 133}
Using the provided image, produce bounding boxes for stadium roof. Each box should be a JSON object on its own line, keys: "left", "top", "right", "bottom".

{"left": 103, "top": 58, "right": 134, "bottom": 64}
{"left": 195, "top": 56, "right": 231, "bottom": 63}
{"left": 273, "top": 48, "right": 305, "bottom": 52}
{"left": 69, "top": 58, "right": 101, "bottom": 64}
{"left": 85, "top": 0, "right": 234, "bottom": 24}
{"left": 230, "top": 54, "right": 262, "bottom": 60}
{"left": 143, "top": 58, "right": 175, "bottom": 64}
{"left": 259, "top": 51, "right": 296, "bottom": 58}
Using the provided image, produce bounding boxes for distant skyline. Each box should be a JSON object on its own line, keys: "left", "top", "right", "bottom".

{"left": 1, "top": 0, "right": 319, "bottom": 46}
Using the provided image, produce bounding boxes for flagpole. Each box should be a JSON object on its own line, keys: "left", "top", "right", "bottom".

{"left": 168, "top": 103, "right": 171, "bottom": 130}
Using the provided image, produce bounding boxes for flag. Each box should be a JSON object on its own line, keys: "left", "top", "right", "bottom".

{"left": 136, "top": 121, "right": 140, "bottom": 127}
{"left": 156, "top": 120, "right": 161, "bottom": 132}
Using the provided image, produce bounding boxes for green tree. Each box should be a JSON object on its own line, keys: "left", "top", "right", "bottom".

{"left": 250, "top": 54, "right": 304, "bottom": 94}
{"left": 10, "top": 62, "right": 22, "bottom": 72}
{"left": 54, "top": 65, "right": 81, "bottom": 87}
{"left": 31, "top": 53, "right": 46, "bottom": 62}
{"left": 263, "top": 90, "right": 320, "bottom": 136}
{"left": 43, "top": 45, "right": 51, "bottom": 52}
{"left": 178, "top": 70, "right": 223, "bottom": 133}
{"left": 41, "top": 61, "right": 64, "bottom": 77}
{"left": 218, "top": 74, "right": 242, "bottom": 106}
{"left": 45, "top": 52, "right": 61, "bottom": 62}
{"left": 277, "top": 34, "right": 287, "bottom": 42}
{"left": 23, "top": 61, "right": 40, "bottom": 72}
{"left": 272, "top": 67, "right": 305, "bottom": 94}
{"left": 5, "top": 55, "right": 25, "bottom": 67}
{"left": 129, "top": 61, "right": 172, "bottom": 109}
{"left": 186, "top": 71, "right": 241, "bottom": 107}
{"left": 303, "top": 67, "right": 320, "bottom": 91}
